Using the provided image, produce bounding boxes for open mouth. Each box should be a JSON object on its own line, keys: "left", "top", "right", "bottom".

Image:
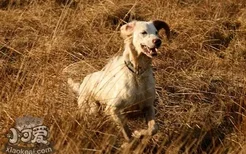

{"left": 141, "top": 44, "right": 158, "bottom": 58}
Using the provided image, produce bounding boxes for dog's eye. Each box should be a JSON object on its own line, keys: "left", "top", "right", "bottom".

{"left": 141, "top": 31, "right": 147, "bottom": 35}
{"left": 155, "top": 31, "right": 158, "bottom": 35}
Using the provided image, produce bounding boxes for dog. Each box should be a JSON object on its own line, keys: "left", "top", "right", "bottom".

{"left": 68, "top": 20, "right": 170, "bottom": 142}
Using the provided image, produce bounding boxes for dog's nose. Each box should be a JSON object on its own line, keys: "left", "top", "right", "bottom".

{"left": 153, "top": 39, "right": 162, "bottom": 48}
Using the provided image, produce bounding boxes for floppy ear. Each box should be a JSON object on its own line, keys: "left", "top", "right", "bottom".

{"left": 153, "top": 20, "right": 170, "bottom": 40}
{"left": 120, "top": 21, "right": 136, "bottom": 39}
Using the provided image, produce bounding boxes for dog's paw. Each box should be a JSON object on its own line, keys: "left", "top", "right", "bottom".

{"left": 121, "top": 142, "right": 131, "bottom": 149}
{"left": 132, "top": 129, "right": 148, "bottom": 138}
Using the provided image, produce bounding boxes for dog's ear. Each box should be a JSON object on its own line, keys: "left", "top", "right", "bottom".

{"left": 120, "top": 21, "right": 136, "bottom": 39}
{"left": 153, "top": 20, "right": 170, "bottom": 40}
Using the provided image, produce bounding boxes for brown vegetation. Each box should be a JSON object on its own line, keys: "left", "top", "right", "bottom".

{"left": 0, "top": 0, "right": 246, "bottom": 153}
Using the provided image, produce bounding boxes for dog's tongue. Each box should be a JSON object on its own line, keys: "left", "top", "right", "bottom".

{"left": 150, "top": 48, "right": 157, "bottom": 56}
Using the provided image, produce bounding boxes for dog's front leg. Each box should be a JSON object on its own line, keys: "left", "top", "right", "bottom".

{"left": 133, "top": 105, "right": 158, "bottom": 138}
{"left": 145, "top": 105, "right": 158, "bottom": 135}
{"left": 110, "top": 107, "right": 132, "bottom": 142}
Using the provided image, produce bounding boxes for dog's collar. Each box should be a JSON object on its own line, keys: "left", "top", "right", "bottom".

{"left": 124, "top": 61, "right": 145, "bottom": 75}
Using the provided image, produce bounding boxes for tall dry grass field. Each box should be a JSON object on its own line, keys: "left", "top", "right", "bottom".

{"left": 0, "top": 0, "right": 246, "bottom": 153}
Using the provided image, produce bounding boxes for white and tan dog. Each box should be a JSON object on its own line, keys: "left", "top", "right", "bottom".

{"left": 68, "top": 20, "right": 170, "bottom": 141}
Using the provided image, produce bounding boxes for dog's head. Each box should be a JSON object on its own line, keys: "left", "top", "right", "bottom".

{"left": 121, "top": 20, "right": 170, "bottom": 58}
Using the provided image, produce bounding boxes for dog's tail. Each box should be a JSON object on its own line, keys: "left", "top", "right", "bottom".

{"left": 68, "top": 78, "right": 80, "bottom": 95}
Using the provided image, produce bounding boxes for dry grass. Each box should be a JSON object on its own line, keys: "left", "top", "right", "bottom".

{"left": 0, "top": 0, "right": 246, "bottom": 153}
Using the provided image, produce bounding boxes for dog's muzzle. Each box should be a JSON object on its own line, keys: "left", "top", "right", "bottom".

{"left": 141, "top": 39, "right": 162, "bottom": 58}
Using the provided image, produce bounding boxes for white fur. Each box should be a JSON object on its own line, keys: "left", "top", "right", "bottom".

{"left": 68, "top": 20, "right": 170, "bottom": 141}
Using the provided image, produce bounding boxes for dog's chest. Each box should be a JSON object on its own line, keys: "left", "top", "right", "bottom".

{"left": 99, "top": 57, "right": 155, "bottom": 108}
{"left": 121, "top": 73, "right": 155, "bottom": 106}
